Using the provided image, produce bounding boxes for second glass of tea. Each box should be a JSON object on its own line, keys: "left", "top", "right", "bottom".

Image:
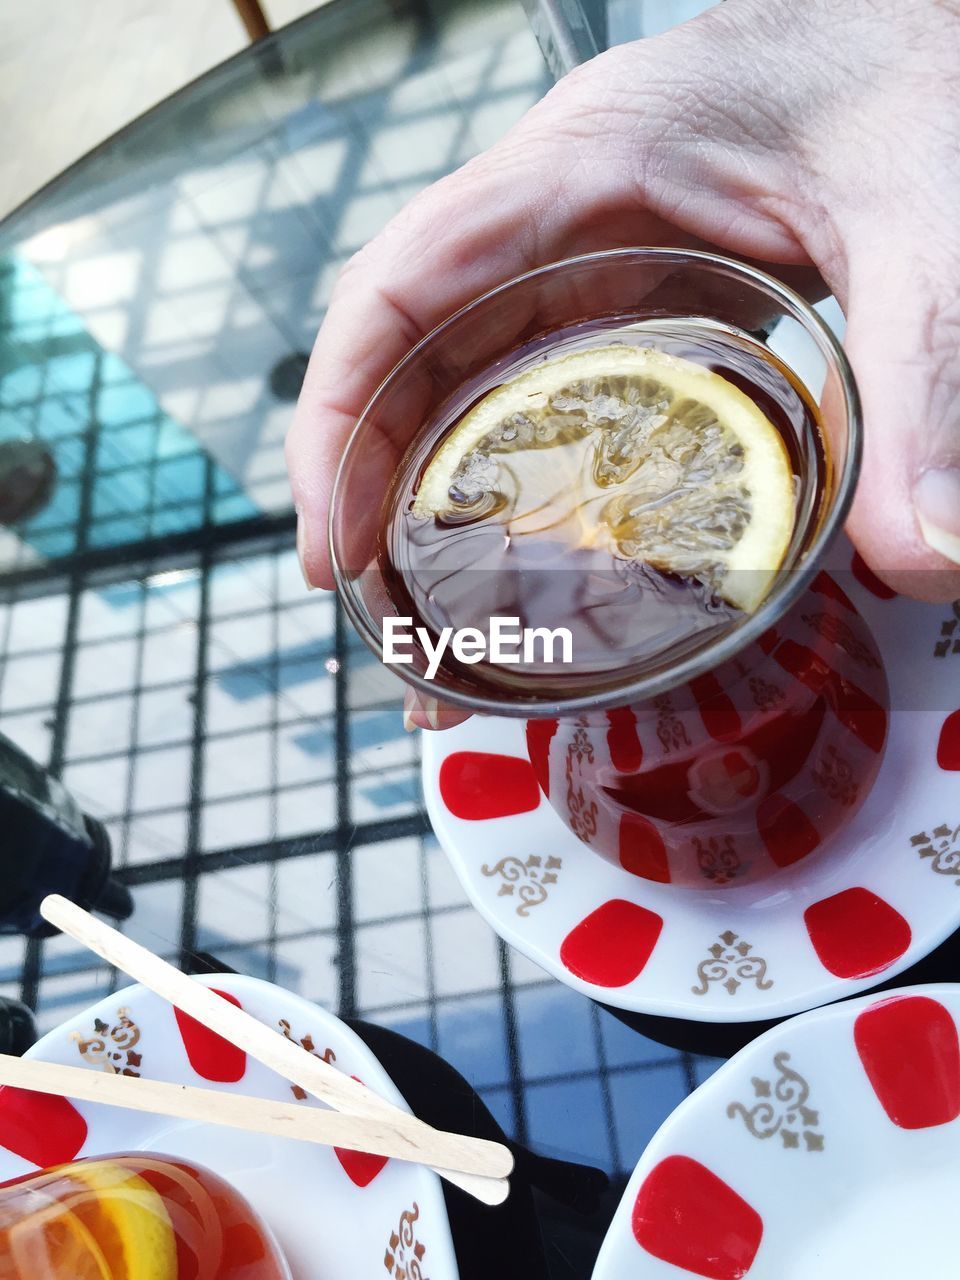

{"left": 331, "top": 249, "right": 885, "bottom": 889}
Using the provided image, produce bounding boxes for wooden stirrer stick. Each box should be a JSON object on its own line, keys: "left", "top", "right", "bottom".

{"left": 0, "top": 1052, "right": 493, "bottom": 1169}
{"left": 39, "top": 895, "right": 511, "bottom": 1204}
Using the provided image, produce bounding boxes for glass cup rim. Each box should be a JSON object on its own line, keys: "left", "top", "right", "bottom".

{"left": 329, "top": 245, "right": 862, "bottom": 717}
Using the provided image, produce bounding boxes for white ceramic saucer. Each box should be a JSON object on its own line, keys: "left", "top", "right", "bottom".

{"left": 422, "top": 540, "right": 960, "bottom": 1022}
{"left": 593, "top": 983, "right": 960, "bottom": 1279}
{"left": 0, "top": 975, "right": 459, "bottom": 1280}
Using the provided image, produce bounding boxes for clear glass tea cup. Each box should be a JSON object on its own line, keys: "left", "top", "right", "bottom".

{"left": 331, "top": 248, "right": 883, "bottom": 888}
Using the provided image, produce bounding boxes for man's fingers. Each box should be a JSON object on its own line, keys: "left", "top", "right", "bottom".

{"left": 285, "top": 24, "right": 826, "bottom": 591}
{"left": 285, "top": 47, "right": 711, "bottom": 588}
{"left": 402, "top": 687, "right": 471, "bottom": 733}
{"left": 287, "top": 152, "right": 552, "bottom": 588}
{"left": 842, "top": 251, "right": 960, "bottom": 602}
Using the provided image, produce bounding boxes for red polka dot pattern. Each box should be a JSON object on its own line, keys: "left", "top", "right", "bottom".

{"left": 525, "top": 721, "right": 558, "bottom": 799}
{"left": 757, "top": 627, "right": 779, "bottom": 655}
{"left": 440, "top": 752, "right": 541, "bottom": 820}
{"left": 804, "top": 888, "right": 911, "bottom": 978}
{"left": 854, "top": 996, "right": 960, "bottom": 1129}
{"left": 851, "top": 551, "right": 897, "bottom": 599}
{"left": 632, "top": 1155, "right": 763, "bottom": 1279}
{"left": 0, "top": 1087, "right": 87, "bottom": 1167}
{"left": 175, "top": 989, "right": 246, "bottom": 1083}
{"left": 606, "top": 708, "right": 643, "bottom": 773}
{"left": 690, "top": 673, "right": 742, "bottom": 743}
{"left": 560, "top": 900, "right": 663, "bottom": 987}
{"left": 774, "top": 640, "right": 887, "bottom": 754}
{"left": 618, "top": 813, "right": 671, "bottom": 883}
{"left": 938, "top": 709, "right": 960, "bottom": 771}
{"left": 757, "top": 794, "right": 820, "bottom": 868}
{"left": 811, "top": 570, "right": 856, "bottom": 613}
{"left": 334, "top": 1076, "right": 389, "bottom": 1186}
{"left": 334, "top": 1147, "right": 389, "bottom": 1187}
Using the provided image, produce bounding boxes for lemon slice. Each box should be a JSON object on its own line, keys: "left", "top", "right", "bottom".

{"left": 413, "top": 344, "right": 796, "bottom": 612}
{"left": 60, "top": 1160, "right": 177, "bottom": 1280}
{"left": 7, "top": 1198, "right": 113, "bottom": 1279}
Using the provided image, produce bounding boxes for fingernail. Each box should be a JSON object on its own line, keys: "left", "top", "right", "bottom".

{"left": 916, "top": 468, "right": 960, "bottom": 566}
{"left": 296, "top": 515, "right": 316, "bottom": 590}
{"left": 403, "top": 688, "right": 463, "bottom": 731}
{"left": 402, "top": 687, "right": 417, "bottom": 733}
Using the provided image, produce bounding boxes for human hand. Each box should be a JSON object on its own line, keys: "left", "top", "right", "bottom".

{"left": 287, "top": 0, "right": 960, "bottom": 728}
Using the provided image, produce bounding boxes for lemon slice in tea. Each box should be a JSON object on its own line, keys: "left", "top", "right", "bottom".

{"left": 8, "top": 1206, "right": 113, "bottom": 1279}
{"left": 61, "top": 1160, "right": 177, "bottom": 1280}
{"left": 412, "top": 344, "right": 796, "bottom": 613}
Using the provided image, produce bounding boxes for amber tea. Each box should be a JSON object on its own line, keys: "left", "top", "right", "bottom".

{"left": 380, "top": 320, "right": 828, "bottom": 698}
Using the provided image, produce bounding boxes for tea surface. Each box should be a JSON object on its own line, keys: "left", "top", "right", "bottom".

{"left": 382, "top": 322, "right": 825, "bottom": 696}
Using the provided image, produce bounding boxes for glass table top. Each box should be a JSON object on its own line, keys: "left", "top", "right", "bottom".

{"left": 6, "top": 1, "right": 950, "bottom": 1275}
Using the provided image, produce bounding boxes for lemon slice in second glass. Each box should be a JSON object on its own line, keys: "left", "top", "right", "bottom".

{"left": 413, "top": 344, "right": 797, "bottom": 614}
{"left": 61, "top": 1160, "right": 177, "bottom": 1280}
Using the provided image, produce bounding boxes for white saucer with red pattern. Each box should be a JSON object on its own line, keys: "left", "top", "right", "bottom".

{"left": 593, "top": 983, "right": 960, "bottom": 1279}
{"left": 0, "top": 975, "right": 459, "bottom": 1280}
{"left": 422, "top": 543, "right": 960, "bottom": 1022}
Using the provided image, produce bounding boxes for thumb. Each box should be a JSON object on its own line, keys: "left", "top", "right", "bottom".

{"left": 841, "top": 244, "right": 960, "bottom": 602}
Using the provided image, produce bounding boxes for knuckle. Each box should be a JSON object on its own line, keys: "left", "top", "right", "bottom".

{"left": 331, "top": 247, "right": 372, "bottom": 297}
